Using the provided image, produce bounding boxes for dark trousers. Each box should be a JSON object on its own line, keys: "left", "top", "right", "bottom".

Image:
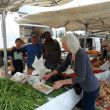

{"left": 76, "top": 88, "right": 99, "bottom": 110}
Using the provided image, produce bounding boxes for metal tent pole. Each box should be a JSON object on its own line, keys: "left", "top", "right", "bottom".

{"left": 1, "top": 9, "right": 9, "bottom": 78}
{"left": 84, "top": 23, "right": 88, "bottom": 49}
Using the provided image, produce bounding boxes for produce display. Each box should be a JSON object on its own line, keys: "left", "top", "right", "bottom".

{"left": 0, "top": 78, "right": 66, "bottom": 110}
{"left": 97, "top": 80, "right": 110, "bottom": 109}
{"left": 87, "top": 50, "right": 99, "bottom": 55}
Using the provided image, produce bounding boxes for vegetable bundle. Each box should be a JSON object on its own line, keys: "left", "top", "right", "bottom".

{"left": 0, "top": 78, "right": 66, "bottom": 110}
{"left": 0, "top": 78, "right": 48, "bottom": 110}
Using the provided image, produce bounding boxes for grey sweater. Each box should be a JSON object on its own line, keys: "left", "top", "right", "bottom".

{"left": 57, "top": 49, "right": 100, "bottom": 92}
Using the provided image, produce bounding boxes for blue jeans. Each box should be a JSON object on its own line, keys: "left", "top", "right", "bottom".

{"left": 82, "top": 88, "right": 100, "bottom": 110}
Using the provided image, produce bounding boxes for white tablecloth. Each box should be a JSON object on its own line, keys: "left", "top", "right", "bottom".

{"left": 36, "top": 89, "right": 82, "bottom": 110}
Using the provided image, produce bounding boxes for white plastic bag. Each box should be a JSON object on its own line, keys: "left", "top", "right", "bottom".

{"left": 32, "top": 70, "right": 40, "bottom": 76}
{"left": 95, "top": 70, "right": 110, "bottom": 80}
{"left": 11, "top": 72, "right": 24, "bottom": 82}
{"left": 32, "top": 56, "right": 51, "bottom": 77}
{"left": 62, "top": 68, "right": 74, "bottom": 74}
{"left": 20, "top": 75, "right": 30, "bottom": 83}
{"left": 28, "top": 75, "right": 40, "bottom": 85}
{"left": 32, "top": 56, "right": 44, "bottom": 70}
{"left": 99, "top": 61, "right": 110, "bottom": 70}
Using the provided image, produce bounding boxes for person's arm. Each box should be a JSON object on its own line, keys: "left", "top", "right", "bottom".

{"left": 56, "top": 42, "right": 61, "bottom": 61}
{"left": 99, "top": 49, "right": 107, "bottom": 61}
{"left": 42, "top": 70, "right": 58, "bottom": 80}
{"left": 42, "top": 53, "right": 71, "bottom": 80}
{"left": 53, "top": 78, "right": 72, "bottom": 89}
{"left": 38, "top": 44, "right": 43, "bottom": 59}
{"left": 42, "top": 44, "right": 47, "bottom": 59}
{"left": 56, "top": 53, "right": 71, "bottom": 73}
{"left": 21, "top": 44, "right": 27, "bottom": 51}
{"left": 9, "top": 49, "right": 15, "bottom": 71}
{"left": 9, "top": 57, "right": 13, "bottom": 67}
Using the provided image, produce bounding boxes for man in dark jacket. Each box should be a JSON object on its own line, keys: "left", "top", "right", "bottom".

{"left": 43, "top": 31, "right": 61, "bottom": 70}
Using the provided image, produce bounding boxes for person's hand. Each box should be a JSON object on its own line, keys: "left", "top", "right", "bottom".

{"left": 41, "top": 73, "right": 52, "bottom": 81}
{"left": 41, "top": 70, "right": 58, "bottom": 81}
{"left": 53, "top": 79, "right": 73, "bottom": 90}
{"left": 53, "top": 80, "right": 64, "bottom": 90}
{"left": 9, "top": 66, "right": 15, "bottom": 72}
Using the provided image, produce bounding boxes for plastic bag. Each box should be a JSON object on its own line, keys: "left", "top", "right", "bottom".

{"left": 11, "top": 72, "right": 24, "bottom": 82}
{"left": 95, "top": 70, "right": 110, "bottom": 80}
{"left": 28, "top": 75, "right": 40, "bottom": 85}
{"left": 32, "top": 56, "right": 44, "bottom": 70}
{"left": 32, "top": 56, "right": 51, "bottom": 77}
{"left": 62, "top": 67, "right": 74, "bottom": 74}
{"left": 100, "top": 61, "right": 110, "bottom": 70}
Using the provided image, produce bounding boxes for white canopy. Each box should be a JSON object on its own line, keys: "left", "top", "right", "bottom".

{"left": 0, "top": 0, "right": 72, "bottom": 12}
{"left": 16, "top": 1, "right": 110, "bottom": 31}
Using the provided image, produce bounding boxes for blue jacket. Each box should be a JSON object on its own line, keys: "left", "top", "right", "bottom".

{"left": 22, "top": 43, "right": 42, "bottom": 67}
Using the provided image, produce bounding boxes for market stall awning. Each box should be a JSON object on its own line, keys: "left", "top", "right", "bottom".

{"left": 16, "top": 1, "right": 110, "bottom": 31}
{"left": 66, "top": 16, "right": 110, "bottom": 31}
{"left": 0, "top": 0, "right": 72, "bottom": 12}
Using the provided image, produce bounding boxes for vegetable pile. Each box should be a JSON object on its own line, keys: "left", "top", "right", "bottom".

{"left": 0, "top": 78, "right": 66, "bottom": 110}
